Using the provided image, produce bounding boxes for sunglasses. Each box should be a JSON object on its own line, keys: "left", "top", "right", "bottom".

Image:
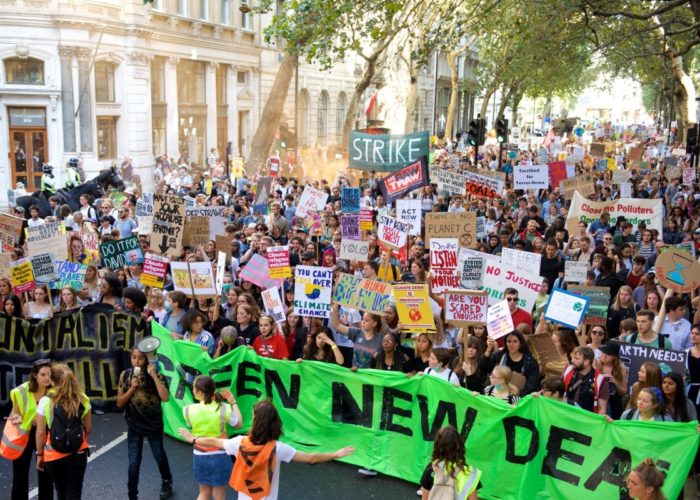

{"left": 506, "top": 297, "right": 518, "bottom": 302}
{"left": 591, "top": 330, "right": 605, "bottom": 336}
{"left": 33, "top": 358, "right": 52, "bottom": 367}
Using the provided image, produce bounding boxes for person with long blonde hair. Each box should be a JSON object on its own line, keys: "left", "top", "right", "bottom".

{"left": 35, "top": 364, "right": 91, "bottom": 499}
{"left": 483, "top": 366, "right": 520, "bottom": 405}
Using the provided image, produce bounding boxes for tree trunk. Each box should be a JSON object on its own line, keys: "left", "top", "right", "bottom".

{"left": 668, "top": 54, "right": 696, "bottom": 142}
{"left": 246, "top": 53, "right": 297, "bottom": 176}
{"left": 443, "top": 50, "right": 460, "bottom": 141}
{"left": 479, "top": 83, "right": 497, "bottom": 119}
{"left": 342, "top": 56, "right": 380, "bottom": 151}
{"left": 511, "top": 90, "right": 524, "bottom": 127}
{"left": 497, "top": 83, "right": 519, "bottom": 120}
{"left": 404, "top": 57, "right": 419, "bottom": 133}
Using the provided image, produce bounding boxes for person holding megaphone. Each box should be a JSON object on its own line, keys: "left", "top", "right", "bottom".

{"left": 116, "top": 342, "right": 173, "bottom": 500}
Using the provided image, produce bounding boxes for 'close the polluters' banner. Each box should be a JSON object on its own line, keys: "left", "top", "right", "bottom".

{"left": 349, "top": 130, "right": 430, "bottom": 171}
{"left": 566, "top": 191, "right": 663, "bottom": 235}
{"left": 152, "top": 322, "right": 697, "bottom": 500}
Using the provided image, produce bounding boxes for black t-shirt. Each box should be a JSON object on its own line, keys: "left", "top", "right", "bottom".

{"left": 237, "top": 323, "right": 260, "bottom": 345}
{"left": 119, "top": 368, "right": 166, "bottom": 437}
{"left": 539, "top": 254, "right": 564, "bottom": 286}
{"left": 404, "top": 355, "right": 429, "bottom": 374}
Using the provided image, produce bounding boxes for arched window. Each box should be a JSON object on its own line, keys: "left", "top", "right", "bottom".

{"left": 297, "top": 90, "right": 309, "bottom": 147}
{"left": 318, "top": 91, "right": 329, "bottom": 144}
{"left": 336, "top": 92, "right": 346, "bottom": 144}
{"left": 4, "top": 57, "right": 44, "bottom": 85}
{"left": 95, "top": 61, "right": 116, "bottom": 103}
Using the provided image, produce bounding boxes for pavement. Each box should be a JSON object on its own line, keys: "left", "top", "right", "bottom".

{"left": 0, "top": 412, "right": 419, "bottom": 499}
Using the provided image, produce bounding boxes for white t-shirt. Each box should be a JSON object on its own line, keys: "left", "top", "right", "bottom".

{"left": 222, "top": 436, "right": 297, "bottom": 500}
{"left": 424, "top": 366, "right": 460, "bottom": 386}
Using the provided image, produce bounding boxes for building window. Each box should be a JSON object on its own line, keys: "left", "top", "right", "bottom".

{"left": 336, "top": 92, "right": 346, "bottom": 144}
{"left": 152, "top": 116, "right": 166, "bottom": 157}
{"left": 221, "top": 0, "right": 229, "bottom": 24}
{"left": 318, "top": 91, "right": 329, "bottom": 144}
{"left": 177, "top": 60, "right": 206, "bottom": 104}
{"left": 216, "top": 64, "right": 227, "bottom": 105}
{"left": 4, "top": 57, "right": 44, "bottom": 85}
{"left": 151, "top": 57, "right": 165, "bottom": 104}
{"left": 241, "top": 0, "right": 251, "bottom": 29}
{"left": 237, "top": 71, "right": 247, "bottom": 85}
{"left": 199, "top": 0, "right": 208, "bottom": 20}
{"left": 151, "top": 0, "right": 163, "bottom": 10}
{"left": 177, "top": 0, "right": 186, "bottom": 16}
{"left": 97, "top": 116, "right": 117, "bottom": 160}
{"left": 95, "top": 62, "right": 115, "bottom": 103}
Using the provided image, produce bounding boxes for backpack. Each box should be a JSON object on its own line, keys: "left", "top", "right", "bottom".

{"left": 50, "top": 403, "right": 85, "bottom": 454}
{"left": 428, "top": 462, "right": 457, "bottom": 500}
{"left": 628, "top": 332, "right": 669, "bottom": 349}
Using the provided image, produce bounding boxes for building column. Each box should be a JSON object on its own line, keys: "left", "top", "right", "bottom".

{"left": 206, "top": 62, "right": 217, "bottom": 160}
{"left": 252, "top": 67, "right": 260, "bottom": 134}
{"left": 227, "top": 65, "right": 239, "bottom": 156}
{"left": 58, "top": 46, "right": 76, "bottom": 153}
{"left": 165, "top": 57, "right": 180, "bottom": 161}
{"left": 125, "top": 51, "right": 155, "bottom": 191}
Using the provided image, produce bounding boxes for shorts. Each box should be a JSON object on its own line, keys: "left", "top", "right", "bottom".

{"left": 192, "top": 452, "right": 232, "bottom": 486}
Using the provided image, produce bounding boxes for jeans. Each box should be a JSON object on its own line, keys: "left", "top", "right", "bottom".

{"left": 45, "top": 451, "right": 87, "bottom": 500}
{"left": 127, "top": 429, "right": 173, "bottom": 500}
{"left": 12, "top": 426, "right": 53, "bottom": 500}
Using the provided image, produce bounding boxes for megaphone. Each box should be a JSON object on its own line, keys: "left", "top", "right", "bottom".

{"left": 137, "top": 336, "right": 161, "bottom": 364}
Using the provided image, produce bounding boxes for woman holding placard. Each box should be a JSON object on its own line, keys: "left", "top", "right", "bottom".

{"left": 489, "top": 331, "right": 540, "bottom": 396}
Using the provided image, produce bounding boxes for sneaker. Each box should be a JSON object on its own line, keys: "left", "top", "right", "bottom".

{"left": 358, "top": 468, "right": 378, "bottom": 476}
{"left": 160, "top": 481, "right": 173, "bottom": 499}
{"left": 416, "top": 487, "right": 423, "bottom": 496}
{"left": 93, "top": 409, "right": 105, "bottom": 415}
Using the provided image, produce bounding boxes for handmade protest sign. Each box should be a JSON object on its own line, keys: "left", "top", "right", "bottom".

{"left": 349, "top": 130, "right": 430, "bottom": 171}
{"left": 548, "top": 161, "right": 568, "bottom": 190}
{"left": 561, "top": 175, "right": 596, "bottom": 199}
{"left": 215, "top": 234, "right": 232, "bottom": 262}
{"left": 392, "top": 283, "right": 436, "bottom": 331}
{"left": 339, "top": 239, "right": 369, "bottom": 262}
{"left": 616, "top": 342, "right": 686, "bottom": 391}
{"left": 239, "top": 254, "right": 283, "bottom": 290}
{"left": 514, "top": 165, "right": 549, "bottom": 190}
{"left": 564, "top": 261, "right": 588, "bottom": 283}
{"left": 30, "top": 253, "right": 56, "bottom": 284}
{"left": 26, "top": 221, "right": 67, "bottom": 260}
{"left": 267, "top": 246, "right": 291, "bottom": 279}
{"left": 501, "top": 248, "right": 542, "bottom": 275}
{"left": 141, "top": 253, "right": 169, "bottom": 289}
{"left": 0, "top": 213, "right": 24, "bottom": 252}
{"left": 655, "top": 247, "right": 700, "bottom": 294}
{"left": 50, "top": 260, "right": 87, "bottom": 291}
{"left": 430, "top": 238, "right": 459, "bottom": 294}
{"left": 395, "top": 199, "right": 421, "bottom": 236}
{"left": 460, "top": 257, "right": 485, "bottom": 289}
{"left": 425, "top": 212, "right": 477, "bottom": 248}
{"left": 11, "top": 257, "right": 35, "bottom": 294}
{"left": 482, "top": 262, "right": 542, "bottom": 312}
{"left": 294, "top": 266, "right": 333, "bottom": 318}
{"left": 253, "top": 177, "right": 272, "bottom": 213}
{"left": 464, "top": 168, "right": 504, "bottom": 198}
{"left": 186, "top": 207, "right": 228, "bottom": 240}
{"left": 137, "top": 215, "right": 153, "bottom": 235}
{"left": 333, "top": 274, "right": 393, "bottom": 315}
{"left": 544, "top": 289, "right": 589, "bottom": 329}
{"left": 568, "top": 285, "right": 610, "bottom": 326}
{"left": 99, "top": 236, "right": 144, "bottom": 270}
{"left": 377, "top": 214, "right": 409, "bottom": 249}
{"left": 153, "top": 194, "right": 185, "bottom": 257}
{"left": 359, "top": 208, "right": 374, "bottom": 231}
{"left": 296, "top": 186, "right": 329, "bottom": 218}
{"left": 619, "top": 182, "right": 632, "bottom": 198}
{"left": 589, "top": 143, "right": 605, "bottom": 157}
{"left": 377, "top": 157, "right": 430, "bottom": 203}
{"left": 486, "top": 300, "right": 514, "bottom": 339}
{"left": 629, "top": 147, "right": 644, "bottom": 161}
{"left": 684, "top": 167, "right": 696, "bottom": 185}
{"left": 612, "top": 169, "right": 630, "bottom": 184}
{"left": 183, "top": 216, "right": 210, "bottom": 247}
{"left": 567, "top": 191, "right": 663, "bottom": 235}
{"left": 151, "top": 322, "right": 698, "bottom": 500}
{"left": 170, "top": 261, "right": 217, "bottom": 297}
{"left": 445, "top": 290, "right": 488, "bottom": 326}
{"left": 341, "top": 187, "right": 361, "bottom": 213}
{"left": 215, "top": 251, "right": 226, "bottom": 293}
{"left": 262, "top": 287, "right": 286, "bottom": 327}
{"left": 340, "top": 215, "right": 361, "bottom": 240}
{"left": 429, "top": 167, "right": 467, "bottom": 196}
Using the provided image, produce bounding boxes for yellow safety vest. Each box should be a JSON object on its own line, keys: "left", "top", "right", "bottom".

{"left": 184, "top": 402, "right": 230, "bottom": 452}
{"left": 11, "top": 382, "right": 37, "bottom": 431}
{"left": 0, "top": 383, "right": 35, "bottom": 459}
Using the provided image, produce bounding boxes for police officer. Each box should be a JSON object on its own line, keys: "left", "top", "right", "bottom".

{"left": 40, "top": 163, "right": 57, "bottom": 197}
{"left": 65, "top": 157, "right": 82, "bottom": 189}
{"left": 2, "top": 359, "right": 54, "bottom": 500}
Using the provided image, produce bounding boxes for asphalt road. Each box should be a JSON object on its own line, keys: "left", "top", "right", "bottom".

{"left": 0, "top": 412, "right": 419, "bottom": 499}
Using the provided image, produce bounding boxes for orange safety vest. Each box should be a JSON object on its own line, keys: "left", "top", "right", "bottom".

{"left": 43, "top": 398, "right": 90, "bottom": 462}
{"left": 1, "top": 383, "right": 32, "bottom": 460}
{"left": 229, "top": 437, "right": 277, "bottom": 500}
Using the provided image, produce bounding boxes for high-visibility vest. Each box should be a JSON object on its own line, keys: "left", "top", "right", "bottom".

{"left": 184, "top": 402, "right": 230, "bottom": 453}
{"left": 1, "top": 383, "right": 35, "bottom": 460}
{"left": 229, "top": 437, "right": 277, "bottom": 499}
{"left": 42, "top": 395, "right": 90, "bottom": 462}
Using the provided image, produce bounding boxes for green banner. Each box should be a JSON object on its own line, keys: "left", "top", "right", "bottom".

{"left": 348, "top": 130, "right": 430, "bottom": 171}
{"left": 153, "top": 322, "right": 697, "bottom": 499}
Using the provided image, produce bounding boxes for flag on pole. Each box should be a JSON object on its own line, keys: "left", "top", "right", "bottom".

{"left": 542, "top": 127, "right": 555, "bottom": 149}
{"left": 364, "top": 93, "right": 378, "bottom": 116}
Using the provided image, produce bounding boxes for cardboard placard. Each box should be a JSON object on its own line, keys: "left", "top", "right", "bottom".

{"left": 568, "top": 285, "right": 609, "bottom": 326}
{"left": 339, "top": 239, "right": 369, "bottom": 262}
{"left": 340, "top": 215, "right": 361, "bottom": 241}
{"left": 99, "top": 236, "right": 144, "bottom": 270}
{"left": 333, "top": 274, "right": 394, "bottom": 315}
{"left": 460, "top": 257, "right": 486, "bottom": 289}
{"left": 0, "top": 213, "right": 24, "bottom": 252}
{"left": 215, "top": 234, "right": 232, "bottom": 263}
{"left": 514, "top": 165, "right": 549, "bottom": 190}
{"left": 152, "top": 194, "right": 185, "bottom": 257}
{"left": 293, "top": 266, "right": 333, "bottom": 318}
{"left": 589, "top": 143, "right": 605, "bottom": 157}
{"left": 444, "top": 290, "right": 488, "bottom": 326}
{"left": 239, "top": 254, "right": 283, "bottom": 290}
{"left": 183, "top": 216, "right": 211, "bottom": 248}
{"left": 564, "top": 261, "right": 588, "bottom": 283}
{"left": 501, "top": 248, "right": 542, "bottom": 276}
{"left": 26, "top": 221, "right": 68, "bottom": 261}
{"left": 486, "top": 300, "right": 514, "bottom": 340}
{"left": 50, "top": 260, "right": 87, "bottom": 291}
{"left": 655, "top": 247, "right": 700, "bottom": 293}
{"left": 30, "top": 253, "right": 57, "bottom": 284}
{"left": 561, "top": 175, "right": 596, "bottom": 199}
{"left": 429, "top": 167, "right": 467, "bottom": 196}
{"left": 11, "top": 257, "right": 35, "bottom": 294}
{"left": 482, "top": 262, "right": 542, "bottom": 312}
{"left": 392, "top": 283, "right": 436, "bottom": 332}
{"left": 170, "top": 261, "right": 217, "bottom": 297}
{"left": 430, "top": 238, "right": 459, "bottom": 294}
{"left": 377, "top": 214, "right": 409, "bottom": 249}
{"left": 544, "top": 288, "right": 589, "bottom": 329}
{"left": 341, "top": 187, "right": 361, "bottom": 213}
{"left": 141, "top": 253, "right": 169, "bottom": 289}
{"left": 262, "top": 287, "right": 286, "bottom": 327}
{"left": 267, "top": 246, "right": 292, "bottom": 279}
{"left": 296, "top": 186, "right": 329, "bottom": 218}
{"left": 425, "top": 212, "right": 477, "bottom": 248}
{"left": 396, "top": 199, "right": 421, "bottom": 236}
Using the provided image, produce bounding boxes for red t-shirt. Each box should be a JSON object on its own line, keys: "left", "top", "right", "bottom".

{"left": 511, "top": 308, "right": 533, "bottom": 330}
{"left": 253, "top": 333, "right": 289, "bottom": 360}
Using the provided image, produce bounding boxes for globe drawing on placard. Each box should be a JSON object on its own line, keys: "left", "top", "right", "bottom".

{"left": 573, "top": 302, "right": 583, "bottom": 312}
{"left": 305, "top": 283, "right": 321, "bottom": 299}
{"left": 667, "top": 256, "right": 689, "bottom": 286}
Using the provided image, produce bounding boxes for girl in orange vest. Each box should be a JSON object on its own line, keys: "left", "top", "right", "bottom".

{"left": 35, "top": 363, "right": 91, "bottom": 500}
{"left": 5, "top": 359, "right": 53, "bottom": 500}
{"left": 179, "top": 400, "right": 354, "bottom": 500}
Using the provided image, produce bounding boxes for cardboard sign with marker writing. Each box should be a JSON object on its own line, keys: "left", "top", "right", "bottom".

{"left": 425, "top": 212, "right": 477, "bottom": 247}
{"left": 656, "top": 248, "right": 700, "bottom": 293}
{"left": 153, "top": 194, "right": 185, "bottom": 257}
{"left": 444, "top": 290, "right": 488, "bottom": 326}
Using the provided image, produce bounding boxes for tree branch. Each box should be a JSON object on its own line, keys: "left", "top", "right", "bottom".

{"left": 591, "top": 0, "right": 687, "bottom": 21}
